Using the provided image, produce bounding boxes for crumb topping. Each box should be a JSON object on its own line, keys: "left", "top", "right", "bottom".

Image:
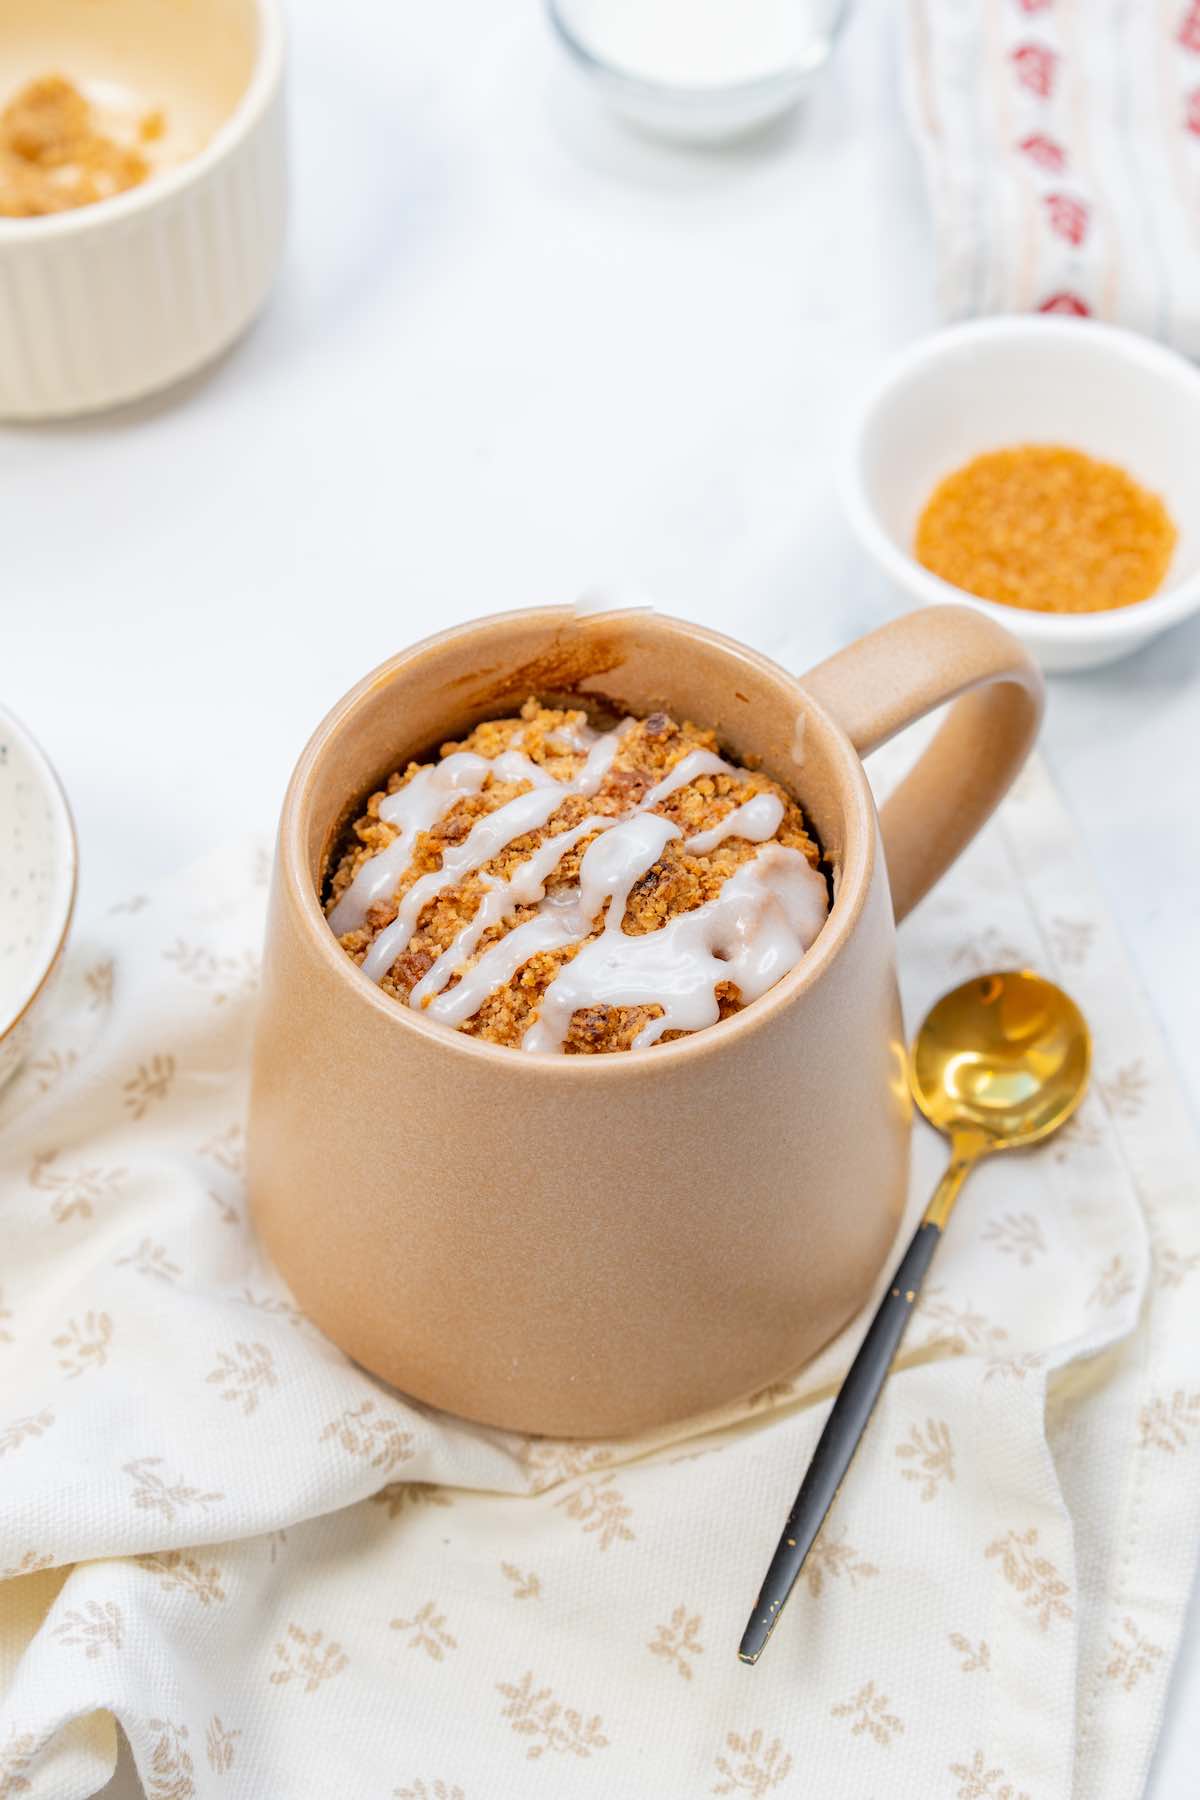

{"left": 325, "top": 700, "right": 825, "bottom": 1053}
{"left": 0, "top": 75, "right": 159, "bottom": 218}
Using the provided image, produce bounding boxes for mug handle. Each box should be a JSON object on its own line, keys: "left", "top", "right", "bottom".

{"left": 800, "top": 605, "right": 1045, "bottom": 924}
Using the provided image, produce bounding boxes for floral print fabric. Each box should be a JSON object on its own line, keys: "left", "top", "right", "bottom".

{"left": 0, "top": 748, "right": 1196, "bottom": 1799}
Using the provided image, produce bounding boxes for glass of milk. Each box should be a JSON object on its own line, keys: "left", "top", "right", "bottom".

{"left": 548, "top": 0, "right": 850, "bottom": 144}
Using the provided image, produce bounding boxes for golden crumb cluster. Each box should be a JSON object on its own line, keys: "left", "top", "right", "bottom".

{"left": 0, "top": 76, "right": 162, "bottom": 218}
{"left": 325, "top": 700, "right": 823, "bottom": 1054}
{"left": 915, "top": 444, "right": 1176, "bottom": 614}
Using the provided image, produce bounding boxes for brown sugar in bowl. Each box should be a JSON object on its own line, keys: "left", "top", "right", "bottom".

{"left": 915, "top": 444, "right": 1176, "bottom": 616}
{"left": 247, "top": 603, "right": 1041, "bottom": 1438}
{"left": 843, "top": 316, "right": 1200, "bottom": 672}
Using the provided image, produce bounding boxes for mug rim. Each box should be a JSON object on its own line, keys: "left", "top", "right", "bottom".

{"left": 278, "top": 606, "right": 880, "bottom": 1080}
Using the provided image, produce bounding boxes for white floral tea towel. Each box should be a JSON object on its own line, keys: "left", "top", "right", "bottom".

{"left": 0, "top": 750, "right": 1197, "bottom": 1799}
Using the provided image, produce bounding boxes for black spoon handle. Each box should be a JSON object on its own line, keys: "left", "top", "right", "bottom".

{"left": 738, "top": 1221, "right": 942, "bottom": 1665}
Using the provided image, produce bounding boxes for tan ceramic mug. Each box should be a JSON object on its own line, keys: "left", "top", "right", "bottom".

{"left": 248, "top": 604, "right": 1042, "bottom": 1438}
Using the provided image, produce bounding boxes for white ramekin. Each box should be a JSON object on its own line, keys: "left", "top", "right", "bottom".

{"left": 0, "top": 704, "right": 77, "bottom": 1093}
{"left": 841, "top": 317, "right": 1200, "bottom": 673}
{"left": 0, "top": 0, "right": 286, "bottom": 420}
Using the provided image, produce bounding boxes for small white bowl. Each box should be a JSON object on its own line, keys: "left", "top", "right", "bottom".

{"left": 842, "top": 316, "right": 1200, "bottom": 673}
{"left": 547, "top": 0, "right": 850, "bottom": 146}
{"left": 0, "top": 706, "right": 77, "bottom": 1093}
{"left": 0, "top": 0, "right": 286, "bottom": 419}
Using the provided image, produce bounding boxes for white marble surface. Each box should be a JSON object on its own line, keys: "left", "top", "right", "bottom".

{"left": 4, "top": 1, "right": 1196, "bottom": 1792}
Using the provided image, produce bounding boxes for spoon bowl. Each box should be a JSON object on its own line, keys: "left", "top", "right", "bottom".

{"left": 911, "top": 970, "right": 1091, "bottom": 1149}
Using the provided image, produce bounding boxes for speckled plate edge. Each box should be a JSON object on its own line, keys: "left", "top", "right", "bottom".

{"left": 0, "top": 704, "right": 78, "bottom": 1088}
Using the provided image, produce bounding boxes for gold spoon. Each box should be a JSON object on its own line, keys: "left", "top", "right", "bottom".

{"left": 738, "top": 970, "right": 1091, "bottom": 1665}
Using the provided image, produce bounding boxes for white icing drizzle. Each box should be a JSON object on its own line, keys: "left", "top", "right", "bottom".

{"left": 640, "top": 748, "right": 740, "bottom": 809}
{"left": 545, "top": 715, "right": 599, "bottom": 752}
{"left": 424, "top": 912, "right": 579, "bottom": 1029}
{"left": 576, "top": 723, "right": 634, "bottom": 793}
{"left": 332, "top": 715, "right": 828, "bottom": 1049}
{"left": 684, "top": 790, "right": 784, "bottom": 855}
{"left": 426, "top": 814, "right": 680, "bottom": 1029}
{"left": 328, "top": 752, "right": 491, "bottom": 935}
{"left": 488, "top": 749, "right": 562, "bottom": 789}
{"left": 409, "top": 814, "right": 609, "bottom": 1009}
{"left": 522, "top": 845, "right": 828, "bottom": 1054}
{"left": 327, "top": 738, "right": 573, "bottom": 938}
{"left": 358, "top": 721, "right": 636, "bottom": 982}
{"left": 575, "top": 812, "right": 681, "bottom": 926}
{"left": 361, "top": 782, "right": 574, "bottom": 982}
